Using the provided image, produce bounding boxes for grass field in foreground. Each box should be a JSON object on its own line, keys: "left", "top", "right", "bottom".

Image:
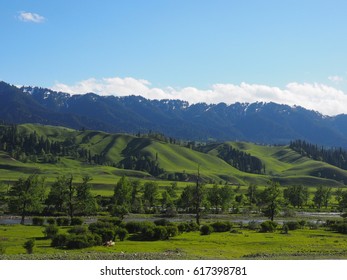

{"left": 1, "top": 224, "right": 347, "bottom": 259}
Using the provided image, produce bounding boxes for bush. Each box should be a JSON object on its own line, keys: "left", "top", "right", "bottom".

{"left": 298, "top": 220, "right": 307, "bottom": 228}
{"left": 210, "top": 221, "right": 232, "bottom": 232}
{"left": 43, "top": 225, "right": 59, "bottom": 239}
{"left": 331, "top": 222, "right": 347, "bottom": 234}
{"left": 260, "top": 221, "right": 278, "bottom": 232}
{"left": 66, "top": 233, "right": 101, "bottom": 249}
{"left": 88, "top": 221, "right": 118, "bottom": 242}
{"left": 65, "top": 234, "right": 91, "bottom": 249}
{"left": 187, "top": 221, "right": 199, "bottom": 232}
{"left": 200, "top": 224, "right": 213, "bottom": 235}
{"left": 177, "top": 223, "right": 188, "bottom": 233}
{"left": 247, "top": 220, "right": 260, "bottom": 230}
{"left": 176, "top": 221, "right": 199, "bottom": 232}
{"left": 154, "top": 226, "right": 168, "bottom": 240}
{"left": 56, "top": 217, "right": 70, "bottom": 226}
{"left": 32, "top": 217, "right": 45, "bottom": 226}
{"left": 140, "top": 224, "right": 155, "bottom": 240}
{"left": 166, "top": 225, "right": 179, "bottom": 237}
{"left": 92, "top": 228, "right": 115, "bottom": 243}
{"left": 116, "top": 228, "right": 128, "bottom": 241}
{"left": 70, "top": 217, "right": 84, "bottom": 226}
{"left": 89, "top": 221, "right": 113, "bottom": 231}
{"left": 307, "top": 221, "right": 320, "bottom": 229}
{"left": 68, "top": 226, "right": 88, "bottom": 235}
{"left": 284, "top": 221, "right": 301, "bottom": 230}
{"left": 282, "top": 224, "right": 289, "bottom": 234}
{"left": 125, "top": 221, "right": 143, "bottom": 233}
{"left": 136, "top": 223, "right": 179, "bottom": 241}
{"left": 46, "top": 217, "right": 56, "bottom": 225}
{"left": 23, "top": 239, "right": 35, "bottom": 254}
{"left": 139, "top": 221, "right": 155, "bottom": 230}
{"left": 51, "top": 234, "right": 68, "bottom": 248}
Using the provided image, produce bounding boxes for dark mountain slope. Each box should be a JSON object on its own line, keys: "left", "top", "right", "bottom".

{"left": 1, "top": 81, "right": 347, "bottom": 147}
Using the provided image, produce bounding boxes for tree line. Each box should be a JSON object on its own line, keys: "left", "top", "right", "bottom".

{"left": 2, "top": 174, "right": 347, "bottom": 225}
{"left": 0, "top": 125, "right": 90, "bottom": 163}
{"left": 290, "top": 139, "right": 347, "bottom": 170}
{"left": 0, "top": 125, "right": 164, "bottom": 176}
{"left": 214, "top": 144, "right": 263, "bottom": 174}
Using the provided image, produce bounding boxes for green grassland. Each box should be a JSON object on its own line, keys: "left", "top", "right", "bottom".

{"left": 2, "top": 123, "right": 347, "bottom": 191}
{"left": 2, "top": 124, "right": 347, "bottom": 260}
{"left": 1, "top": 223, "right": 347, "bottom": 259}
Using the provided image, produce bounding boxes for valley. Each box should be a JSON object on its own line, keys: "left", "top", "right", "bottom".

{"left": 1, "top": 123, "right": 347, "bottom": 259}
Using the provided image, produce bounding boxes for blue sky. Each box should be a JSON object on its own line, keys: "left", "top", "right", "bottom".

{"left": 1, "top": 0, "right": 347, "bottom": 115}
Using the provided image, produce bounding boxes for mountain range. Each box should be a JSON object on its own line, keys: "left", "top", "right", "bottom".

{"left": 1, "top": 80, "right": 347, "bottom": 148}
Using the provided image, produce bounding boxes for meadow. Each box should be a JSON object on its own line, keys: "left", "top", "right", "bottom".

{"left": 1, "top": 222, "right": 347, "bottom": 260}
{"left": 1, "top": 124, "right": 347, "bottom": 259}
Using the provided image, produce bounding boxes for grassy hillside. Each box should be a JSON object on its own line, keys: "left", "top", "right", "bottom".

{"left": 1, "top": 124, "right": 347, "bottom": 189}
{"left": 228, "top": 142, "right": 347, "bottom": 186}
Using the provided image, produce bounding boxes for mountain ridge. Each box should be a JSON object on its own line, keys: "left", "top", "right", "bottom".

{"left": 1, "top": 81, "right": 347, "bottom": 148}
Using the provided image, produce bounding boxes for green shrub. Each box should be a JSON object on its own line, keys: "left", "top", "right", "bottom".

{"left": 247, "top": 220, "right": 260, "bottom": 230}
{"left": 46, "top": 217, "right": 56, "bottom": 225}
{"left": 139, "top": 221, "right": 155, "bottom": 231}
{"left": 65, "top": 234, "right": 91, "bottom": 249}
{"left": 298, "top": 220, "right": 307, "bottom": 228}
{"left": 166, "top": 225, "right": 179, "bottom": 237}
{"left": 68, "top": 226, "right": 88, "bottom": 235}
{"left": 187, "top": 221, "right": 199, "bottom": 232}
{"left": 284, "top": 221, "right": 301, "bottom": 230}
{"left": 154, "top": 226, "right": 168, "bottom": 240}
{"left": 140, "top": 224, "right": 156, "bottom": 240}
{"left": 176, "top": 221, "right": 199, "bottom": 232}
{"left": 23, "top": 239, "right": 35, "bottom": 254}
{"left": 260, "top": 221, "right": 278, "bottom": 232}
{"left": 282, "top": 224, "right": 289, "bottom": 234}
{"left": 65, "top": 233, "right": 101, "bottom": 249}
{"left": 91, "top": 228, "right": 115, "bottom": 243}
{"left": 116, "top": 228, "right": 128, "bottom": 241}
{"left": 88, "top": 221, "right": 113, "bottom": 231}
{"left": 51, "top": 234, "right": 68, "bottom": 248}
{"left": 307, "top": 221, "right": 320, "bottom": 229}
{"left": 43, "top": 224, "right": 59, "bottom": 239}
{"left": 125, "top": 221, "right": 142, "bottom": 233}
{"left": 200, "top": 224, "right": 213, "bottom": 235}
{"left": 177, "top": 222, "right": 188, "bottom": 233}
{"left": 332, "top": 222, "right": 347, "bottom": 234}
{"left": 70, "top": 217, "right": 84, "bottom": 226}
{"left": 210, "top": 221, "right": 232, "bottom": 232}
{"left": 32, "top": 217, "right": 45, "bottom": 226}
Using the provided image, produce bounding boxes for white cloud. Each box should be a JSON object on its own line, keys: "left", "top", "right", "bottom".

{"left": 18, "top": 11, "right": 45, "bottom": 23}
{"left": 328, "top": 75, "right": 344, "bottom": 83}
{"left": 52, "top": 77, "right": 347, "bottom": 116}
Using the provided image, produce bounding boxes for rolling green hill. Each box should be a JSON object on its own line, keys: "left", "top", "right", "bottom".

{"left": 1, "top": 123, "right": 347, "bottom": 188}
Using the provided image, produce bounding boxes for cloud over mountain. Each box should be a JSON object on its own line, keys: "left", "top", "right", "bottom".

{"left": 52, "top": 77, "right": 347, "bottom": 116}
